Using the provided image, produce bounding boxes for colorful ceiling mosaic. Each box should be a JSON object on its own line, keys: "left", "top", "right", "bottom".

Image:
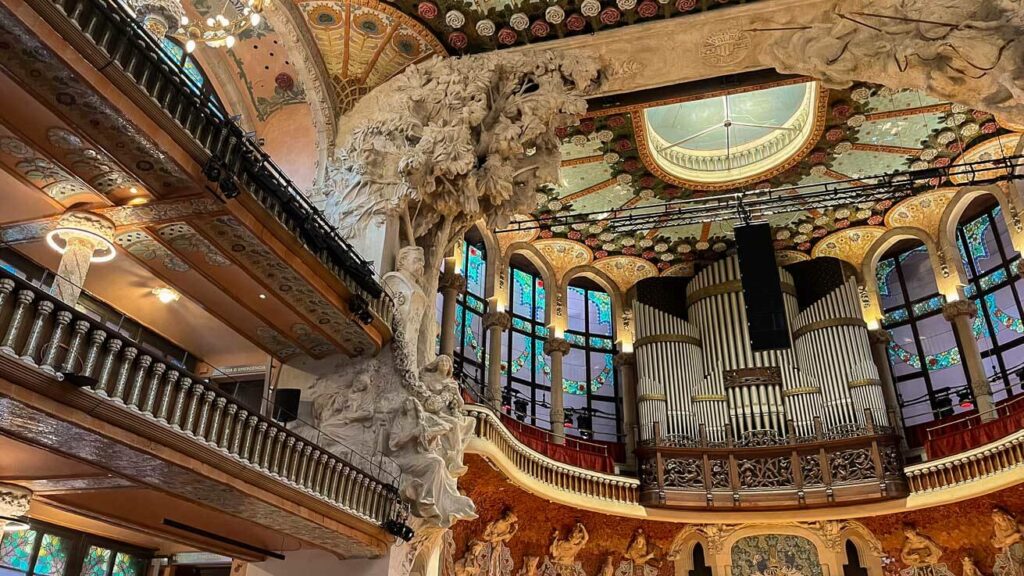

{"left": 378, "top": 0, "right": 756, "bottom": 53}
{"left": 296, "top": 0, "right": 447, "bottom": 114}
{"left": 526, "top": 80, "right": 1008, "bottom": 275}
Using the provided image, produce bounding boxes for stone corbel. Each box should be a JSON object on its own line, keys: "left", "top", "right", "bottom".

{"left": 0, "top": 483, "right": 31, "bottom": 526}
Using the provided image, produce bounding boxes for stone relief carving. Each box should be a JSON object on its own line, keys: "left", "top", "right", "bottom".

{"left": 613, "top": 528, "right": 662, "bottom": 576}
{"left": 761, "top": 0, "right": 1024, "bottom": 123}
{"left": 540, "top": 523, "right": 589, "bottom": 576}
{"left": 992, "top": 508, "right": 1024, "bottom": 576}
{"left": 963, "top": 556, "right": 985, "bottom": 576}
{"left": 898, "top": 527, "right": 953, "bottom": 576}
{"left": 313, "top": 49, "right": 600, "bottom": 530}
{"left": 0, "top": 483, "right": 31, "bottom": 520}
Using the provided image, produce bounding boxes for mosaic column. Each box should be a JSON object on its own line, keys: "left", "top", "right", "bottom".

{"left": 544, "top": 336, "right": 571, "bottom": 444}
{"left": 867, "top": 329, "right": 907, "bottom": 436}
{"left": 615, "top": 351, "right": 638, "bottom": 465}
{"left": 483, "top": 311, "right": 511, "bottom": 408}
{"left": 942, "top": 300, "right": 996, "bottom": 421}
{"left": 47, "top": 212, "right": 116, "bottom": 306}
{"left": 438, "top": 269, "right": 466, "bottom": 358}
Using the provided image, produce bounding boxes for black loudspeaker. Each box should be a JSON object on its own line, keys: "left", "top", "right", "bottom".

{"left": 272, "top": 388, "right": 301, "bottom": 424}
{"left": 734, "top": 221, "right": 791, "bottom": 351}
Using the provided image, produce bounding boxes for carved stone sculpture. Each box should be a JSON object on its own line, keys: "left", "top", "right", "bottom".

{"left": 614, "top": 528, "right": 662, "bottom": 576}
{"left": 0, "top": 483, "right": 31, "bottom": 528}
{"left": 456, "top": 541, "right": 487, "bottom": 576}
{"left": 550, "top": 523, "right": 589, "bottom": 566}
{"left": 963, "top": 556, "right": 985, "bottom": 576}
{"left": 900, "top": 527, "right": 944, "bottom": 567}
{"left": 761, "top": 0, "right": 1024, "bottom": 123}
{"left": 519, "top": 557, "right": 540, "bottom": 576}
{"left": 482, "top": 510, "right": 520, "bottom": 545}
{"left": 314, "top": 49, "right": 600, "bottom": 531}
{"left": 992, "top": 508, "right": 1024, "bottom": 576}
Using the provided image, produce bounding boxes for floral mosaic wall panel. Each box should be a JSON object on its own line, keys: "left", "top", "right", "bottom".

{"left": 730, "top": 535, "right": 823, "bottom": 576}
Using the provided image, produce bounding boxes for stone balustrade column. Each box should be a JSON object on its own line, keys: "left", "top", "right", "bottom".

{"left": 251, "top": 422, "right": 268, "bottom": 463}
{"left": 40, "top": 310, "right": 73, "bottom": 374}
{"left": 140, "top": 362, "right": 167, "bottom": 414}
{"left": 94, "top": 338, "right": 124, "bottom": 394}
{"left": 183, "top": 383, "right": 204, "bottom": 433}
{"left": 261, "top": 429, "right": 277, "bottom": 469}
{"left": 61, "top": 320, "right": 90, "bottom": 373}
{"left": 1, "top": 290, "right": 36, "bottom": 356}
{"left": 270, "top": 432, "right": 285, "bottom": 474}
{"left": 21, "top": 299, "right": 54, "bottom": 364}
{"left": 0, "top": 483, "right": 31, "bottom": 531}
{"left": 438, "top": 270, "right": 466, "bottom": 357}
{"left": 233, "top": 411, "right": 251, "bottom": 455}
{"left": 125, "top": 355, "right": 153, "bottom": 406}
{"left": 483, "top": 311, "right": 511, "bottom": 408}
{"left": 169, "top": 376, "right": 193, "bottom": 428}
{"left": 196, "top": 391, "right": 216, "bottom": 437}
{"left": 942, "top": 300, "right": 996, "bottom": 421}
{"left": 0, "top": 279, "right": 14, "bottom": 309}
{"left": 208, "top": 397, "right": 227, "bottom": 444}
{"left": 81, "top": 329, "right": 107, "bottom": 378}
{"left": 219, "top": 404, "right": 238, "bottom": 449}
{"left": 615, "top": 351, "right": 638, "bottom": 464}
{"left": 543, "top": 336, "right": 571, "bottom": 444}
{"left": 110, "top": 347, "right": 139, "bottom": 401}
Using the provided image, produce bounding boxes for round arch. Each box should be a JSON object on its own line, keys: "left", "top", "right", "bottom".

{"left": 860, "top": 227, "right": 947, "bottom": 322}
{"left": 563, "top": 265, "right": 628, "bottom": 343}
{"left": 939, "top": 184, "right": 1024, "bottom": 258}
{"left": 504, "top": 242, "right": 558, "bottom": 324}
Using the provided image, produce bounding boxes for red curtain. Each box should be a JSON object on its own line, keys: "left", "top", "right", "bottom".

{"left": 498, "top": 414, "right": 615, "bottom": 473}
{"left": 925, "top": 412, "right": 1024, "bottom": 458}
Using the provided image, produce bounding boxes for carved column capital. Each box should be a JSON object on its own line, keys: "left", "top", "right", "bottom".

{"left": 543, "top": 336, "right": 571, "bottom": 356}
{"left": 867, "top": 329, "right": 891, "bottom": 346}
{"left": 614, "top": 351, "right": 636, "bottom": 367}
{"left": 942, "top": 299, "right": 977, "bottom": 321}
{"left": 0, "top": 482, "right": 31, "bottom": 519}
{"left": 438, "top": 271, "right": 467, "bottom": 294}
{"left": 482, "top": 311, "right": 511, "bottom": 331}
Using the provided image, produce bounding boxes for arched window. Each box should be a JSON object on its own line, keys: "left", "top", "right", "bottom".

{"left": 957, "top": 202, "right": 1024, "bottom": 403}
{"left": 443, "top": 239, "right": 488, "bottom": 386}
{"left": 878, "top": 243, "right": 970, "bottom": 429}
{"left": 500, "top": 265, "right": 620, "bottom": 442}
{"left": 502, "top": 265, "right": 552, "bottom": 428}
{"left": 159, "top": 38, "right": 206, "bottom": 87}
{"left": 563, "top": 282, "right": 618, "bottom": 441}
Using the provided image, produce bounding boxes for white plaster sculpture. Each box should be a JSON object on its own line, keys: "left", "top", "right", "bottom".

{"left": 313, "top": 49, "right": 600, "bottom": 532}
{"left": 540, "top": 523, "right": 590, "bottom": 576}
{"left": 762, "top": 0, "right": 1024, "bottom": 123}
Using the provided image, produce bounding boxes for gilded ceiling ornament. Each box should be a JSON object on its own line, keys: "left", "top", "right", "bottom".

{"left": 884, "top": 188, "right": 958, "bottom": 236}
{"left": 810, "top": 226, "right": 886, "bottom": 269}
{"left": 951, "top": 134, "right": 1024, "bottom": 185}
{"left": 592, "top": 255, "right": 658, "bottom": 293}
{"left": 534, "top": 238, "right": 594, "bottom": 281}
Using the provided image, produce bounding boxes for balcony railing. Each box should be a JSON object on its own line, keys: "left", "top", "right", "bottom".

{"left": 637, "top": 415, "right": 907, "bottom": 509}
{"left": 30, "top": 0, "right": 393, "bottom": 325}
{"left": 0, "top": 268, "right": 407, "bottom": 527}
{"left": 924, "top": 393, "right": 1024, "bottom": 459}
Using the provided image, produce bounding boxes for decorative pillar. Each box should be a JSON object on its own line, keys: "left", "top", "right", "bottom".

{"left": 0, "top": 483, "right": 31, "bottom": 530}
{"left": 482, "top": 310, "right": 511, "bottom": 408}
{"left": 543, "top": 336, "right": 571, "bottom": 444}
{"left": 614, "top": 351, "right": 638, "bottom": 465}
{"left": 942, "top": 300, "right": 996, "bottom": 421}
{"left": 438, "top": 269, "right": 466, "bottom": 358}
{"left": 867, "top": 330, "right": 906, "bottom": 425}
{"left": 45, "top": 212, "right": 116, "bottom": 306}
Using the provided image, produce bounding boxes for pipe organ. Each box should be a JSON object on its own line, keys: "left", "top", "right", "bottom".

{"left": 633, "top": 256, "right": 889, "bottom": 445}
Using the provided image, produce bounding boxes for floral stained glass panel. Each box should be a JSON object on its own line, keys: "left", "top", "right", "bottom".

{"left": 33, "top": 534, "right": 68, "bottom": 576}
{"left": 0, "top": 529, "right": 38, "bottom": 572}
{"left": 111, "top": 553, "right": 138, "bottom": 576}
{"left": 80, "top": 546, "right": 112, "bottom": 576}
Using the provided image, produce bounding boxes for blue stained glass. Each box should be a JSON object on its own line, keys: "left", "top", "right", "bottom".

{"left": 565, "top": 333, "right": 586, "bottom": 346}
{"left": 512, "top": 268, "right": 534, "bottom": 316}
{"left": 882, "top": 309, "right": 909, "bottom": 326}
{"left": 984, "top": 292, "right": 1024, "bottom": 334}
{"left": 465, "top": 294, "right": 485, "bottom": 313}
{"left": 911, "top": 295, "right": 945, "bottom": 316}
{"left": 588, "top": 290, "right": 612, "bottom": 327}
{"left": 588, "top": 336, "right": 613, "bottom": 350}
{"left": 534, "top": 277, "right": 546, "bottom": 322}
{"left": 511, "top": 317, "right": 531, "bottom": 332}
{"left": 159, "top": 38, "right": 204, "bottom": 87}
{"left": 34, "top": 534, "right": 68, "bottom": 576}
{"left": 876, "top": 245, "right": 928, "bottom": 299}
{"left": 0, "top": 529, "right": 38, "bottom": 571}
{"left": 112, "top": 553, "right": 138, "bottom": 576}
{"left": 535, "top": 325, "right": 550, "bottom": 338}
{"left": 80, "top": 546, "right": 112, "bottom": 576}
{"left": 464, "top": 241, "right": 486, "bottom": 296}
{"left": 979, "top": 267, "right": 1009, "bottom": 291}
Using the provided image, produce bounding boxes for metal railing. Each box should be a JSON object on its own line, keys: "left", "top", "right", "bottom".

{"left": 0, "top": 268, "right": 407, "bottom": 527}
{"left": 37, "top": 0, "right": 393, "bottom": 324}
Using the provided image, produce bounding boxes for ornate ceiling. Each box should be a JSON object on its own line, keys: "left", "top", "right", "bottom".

{"left": 523, "top": 78, "right": 1006, "bottom": 276}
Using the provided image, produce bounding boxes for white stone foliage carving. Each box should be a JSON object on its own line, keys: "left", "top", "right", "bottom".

{"left": 761, "top": 0, "right": 1024, "bottom": 121}
{"left": 0, "top": 483, "right": 31, "bottom": 518}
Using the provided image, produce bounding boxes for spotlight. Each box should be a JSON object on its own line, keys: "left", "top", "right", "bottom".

{"left": 219, "top": 176, "right": 240, "bottom": 199}
{"left": 384, "top": 519, "right": 415, "bottom": 542}
{"left": 513, "top": 398, "right": 528, "bottom": 420}
{"left": 935, "top": 395, "right": 954, "bottom": 419}
{"left": 348, "top": 295, "right": 374, "bottom": 325}
{"left": 958, "top": 389, "right": 974, "bottom": 410}
{"left": 203, "top": 159, "right": 223, "bottom": 182}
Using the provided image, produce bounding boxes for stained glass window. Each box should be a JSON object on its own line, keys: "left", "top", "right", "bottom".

{"left": 0, "top": 529, "right": 38, "bottom": 573}
{"left": 159, "top": 38, "right": 204, "bottom": 87}
{"left": 79, "top": 547, "right": 111, "bottom": 576}
{"left": 111, "top": 553, "right": 138, "bottom": 576}
{"left": 32, "top": 535, "right": 68, "bottom": 576}
{"left": 957, "top": 204, "right": 1024, "bottom": 403}
{"left": 503, "top": 265, "right": 552, "bottom": 429}
{"left": 439, "top": 239, "right": 489, "bottom": 388}
{"left": 878, "top": 242, "right": 970, "bottom": 429}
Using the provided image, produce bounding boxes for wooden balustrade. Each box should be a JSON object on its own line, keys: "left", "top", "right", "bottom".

{"left": 466, "top": 404, "right": 640, "bottom": 505}
{"left": 0, "top": 270, "right": 406, "bottom": 527}
{"left": 636, "top": 420, "right": 907, "bottom": 509}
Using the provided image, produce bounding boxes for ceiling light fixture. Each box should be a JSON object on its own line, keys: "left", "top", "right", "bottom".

{"left": 0, "top": 517, "right": 30, "bottom": 532}
{"left": 152, "top": 287, "right": 181, "bottom": 304}
{"left": 129, "top": 0, "right": 265, "bottom": 53}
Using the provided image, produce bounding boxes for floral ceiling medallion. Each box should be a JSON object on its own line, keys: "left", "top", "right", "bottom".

{"left": 637, "top": 81, "right": 829, "bottom": 190}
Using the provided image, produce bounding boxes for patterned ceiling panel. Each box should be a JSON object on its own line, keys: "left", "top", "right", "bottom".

{"left": 297, "top": 0, "right": 447, "bottom": 114}
{"left": 528, "top": 80, "right": 1005, "bottom": 277}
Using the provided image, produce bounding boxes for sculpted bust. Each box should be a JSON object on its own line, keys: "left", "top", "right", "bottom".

{"left": 900, "top": 527, "right": 944, "bottom": 567}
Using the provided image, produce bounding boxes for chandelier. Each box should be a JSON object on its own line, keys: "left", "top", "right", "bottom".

{"left": 129, "top": 0, "right": 264, "bottom": 51}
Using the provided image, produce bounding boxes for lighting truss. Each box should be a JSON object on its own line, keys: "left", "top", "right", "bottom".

{"left": 501, "top": 153, "right": 1024, "bottom": 235}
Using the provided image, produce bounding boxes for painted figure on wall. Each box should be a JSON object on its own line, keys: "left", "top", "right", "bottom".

{"left": 900, "top": 527, "right": 944, "bottom": 567}
{"left": 992, "top": 508, "right": 1024, "bottom": 576}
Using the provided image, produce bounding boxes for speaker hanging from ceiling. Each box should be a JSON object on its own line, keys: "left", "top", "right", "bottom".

{"left": 734, "top": 221, "right": 791, "bottom": 351}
